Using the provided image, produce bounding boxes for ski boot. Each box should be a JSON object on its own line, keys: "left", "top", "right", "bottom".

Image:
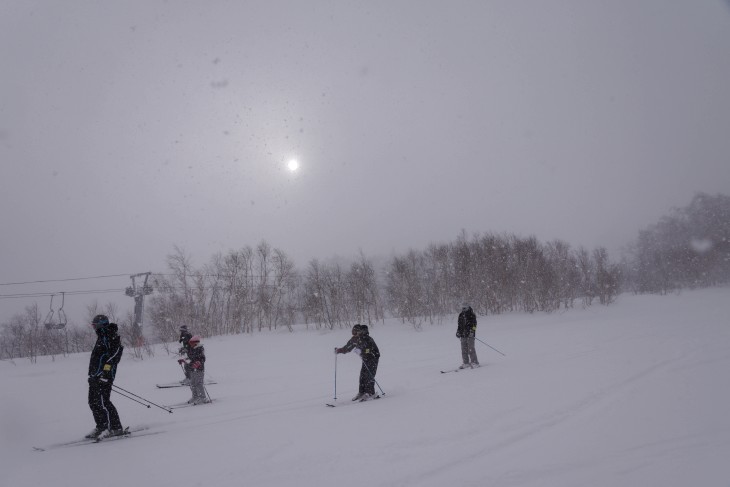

{"left": 85, "top": 427, "right": 105, "bottom": 439}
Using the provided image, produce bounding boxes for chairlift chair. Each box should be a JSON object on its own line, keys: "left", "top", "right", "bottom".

{"left": 43, "top": 293, "right": 67, "bottom": 330}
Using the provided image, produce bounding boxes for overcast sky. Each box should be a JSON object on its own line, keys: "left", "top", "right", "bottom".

{"left": 2, "top": 1, "right": 730, "bottom": 322}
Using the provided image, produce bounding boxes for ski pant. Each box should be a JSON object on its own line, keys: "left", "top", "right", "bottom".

{"left": 359, "top": 357, "right": 379, "bottom": 395}
{"left": 88, "top": 379, "right": 122, "bottom": 431}
{"left": 189, "top": 369, "right": 206, "bottom": 400}
{"left": 460, "top": 336, "right": 479, "bottom": 365}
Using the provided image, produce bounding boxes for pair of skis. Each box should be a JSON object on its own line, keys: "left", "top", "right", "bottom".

{"left": 440, "top": 364, "right": 482, "bottom": 373}
{"left": 326, "top": 394, "right": 381, "bottom": 407}
{"left": 167, "top": 399, "right": 215, "bottom": 409}
{"left": 33, "top": 426, "right": 159, "bottom": 451}
{"left": 156, "top": 379, "right": 217, "bottom": 389}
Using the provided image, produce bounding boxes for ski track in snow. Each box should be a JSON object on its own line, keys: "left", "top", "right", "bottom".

{"left": 390, "top": 354, "right": 685, "bottom": 487}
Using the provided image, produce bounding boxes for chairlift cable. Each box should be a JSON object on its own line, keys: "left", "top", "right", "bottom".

{"left": 0, "top": 273, "right": 131, "bottom": 286}
{"left": 0, "top": 288, "right": 126, "bottom": 299}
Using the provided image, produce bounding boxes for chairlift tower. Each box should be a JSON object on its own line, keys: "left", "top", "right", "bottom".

{"left": 125, "top": 272, "right": 153, "bottom": 346}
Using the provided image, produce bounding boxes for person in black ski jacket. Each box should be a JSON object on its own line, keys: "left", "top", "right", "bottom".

{"left": 336, "top": 324, "right": 381, "bottom": 401}
{"left": 178, "top": 325, "right": 193, "bottom": 384}
{"left": 456, "top": 303, "right": 479, "bottom": 368}
{"left": 86, "top": 315, "right": 125, "bottom": 439}
{"left": 178, "top": 335, "right": 208, "bottom": 404}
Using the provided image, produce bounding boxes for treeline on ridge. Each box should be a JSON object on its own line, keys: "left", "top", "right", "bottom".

{"left": 2, "top": 192, "right": 728, "bottom": 361}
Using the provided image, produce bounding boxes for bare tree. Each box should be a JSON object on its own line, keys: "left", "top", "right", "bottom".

{"left": 593, "top": 247, "right": 621, "bottom": 305}
{"left": 302, "top": 259, "right": 336, "bottom": 329}
{"left": 575, "top": 247, "right": 595, "bottom": 307}
{"left": 544, "top": 240, "right": 579, "bottom": 311}
{"left": 345, "top": 252, "right": 384, "bottom": 326}
{"left": 385, "top": 250, "right": 426, "bottom": 328}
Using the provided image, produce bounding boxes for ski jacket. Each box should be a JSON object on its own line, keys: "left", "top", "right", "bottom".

{"left": 340, "top": 335, "right": 380, "bottom": 360}
{"left": 185, "top": 344, "right": 206, "bottom": 371}
{"left": 88, "top": 323, "right": 124, "bottom": 380}
{"left": 457, "top": 308, "right": 477, "bottom": 338}
{"left": 359, "top": 335, "right": 380, "bottom": 360}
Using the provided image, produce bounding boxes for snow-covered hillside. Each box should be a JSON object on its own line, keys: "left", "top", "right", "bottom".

{"left": 3, "top": 288, "right": 729, "bottom": 487}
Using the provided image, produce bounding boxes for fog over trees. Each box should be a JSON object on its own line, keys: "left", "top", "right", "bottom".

{"left": 626, "top": 193, "right": 730, "bottom": 294}
{"left": 3, "top": 192, "right": 729, "bottom": 360}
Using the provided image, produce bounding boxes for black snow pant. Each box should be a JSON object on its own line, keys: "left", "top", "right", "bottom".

{"left": 88, "top": 379, "right": 122, "bottom": 431}
{"left": 460, "top": 336, "right": 479, "bottom": 365}
{"left": 359, "top": 357, "right": 379, "bottom": 395}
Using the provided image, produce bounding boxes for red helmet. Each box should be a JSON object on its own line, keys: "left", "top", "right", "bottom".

{"left": 189, "top": 335, "right": 202, "bottom": 346}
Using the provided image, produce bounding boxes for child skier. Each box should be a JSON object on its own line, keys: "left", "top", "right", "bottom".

{"left": 177, "top": 335, "right": 208, "bottom": 405}
{"left": 335, "top": 324, "right": 381, "bottom": 401}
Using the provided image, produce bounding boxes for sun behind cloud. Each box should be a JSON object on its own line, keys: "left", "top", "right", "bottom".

{"left": 287, "top": 159, "right": 300, "bottom": 172}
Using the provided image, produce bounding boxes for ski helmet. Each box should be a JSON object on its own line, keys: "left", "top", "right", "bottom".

{"left": 92, "top": 314, "right": 110, "bottom": 328}
{"left": 179, "top": 325, "right": 188, "bottom": 332}
{"left": 189, "top": 335, "right": 202, "bottom": 346}
{"left": 351, "top": 324, "right": 362, "bottom": 335}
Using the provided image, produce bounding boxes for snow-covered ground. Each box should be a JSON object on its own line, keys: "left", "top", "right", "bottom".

{"left": 3, "top": 288, "right": 729, "bottom": 487}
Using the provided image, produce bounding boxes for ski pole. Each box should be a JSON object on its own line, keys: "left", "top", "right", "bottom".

{"left": 112, "top": 384, "right": 173, "bottom": 413}
{"left": 202, "top": 367, "right": 213, "bottom": 402}
{"left": 333, "top": 348, "right": 338, "bottom": 400}
{"left": 112, "top": 389, "right": 151, "bottom": 408}
{"left": 179, "top": 362, "right": 189, "bottom": 381}
{"left": 361, "top": 360, "right": 385, "bottom": 396}
{"left": 475, "top": 337, "right": 506, "bottom": 356}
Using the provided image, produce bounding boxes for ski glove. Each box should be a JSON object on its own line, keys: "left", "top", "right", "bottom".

{"left": 191, "top": 361, "right": 202, "bottom": 369}
{"left": 91, "top": 373, "right": 111, "bottom": 384}
{"left": 177, "top": 358, "right": 186, "bottom": 364}
{"left": 335, "top": 348, "right": 344, "bottom": 354}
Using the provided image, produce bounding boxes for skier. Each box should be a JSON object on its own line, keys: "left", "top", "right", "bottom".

{"left": 335, "top": 324, "right": 381, "bottom": 401}
{"left": 178, "top": 325, "right": 193, "bottom": 385}
{"left": 178, "top": 335, "right": 208, "bottom": 404}
{"left": 456, "top": 303, "right": 479, "bottom": 368}
{"left": 86, "top": 314, "right": 125, "bottom": 439}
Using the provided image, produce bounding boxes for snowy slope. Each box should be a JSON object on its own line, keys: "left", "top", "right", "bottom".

{"left": 2, "top": 288, "right": 730, "bottom": 487}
